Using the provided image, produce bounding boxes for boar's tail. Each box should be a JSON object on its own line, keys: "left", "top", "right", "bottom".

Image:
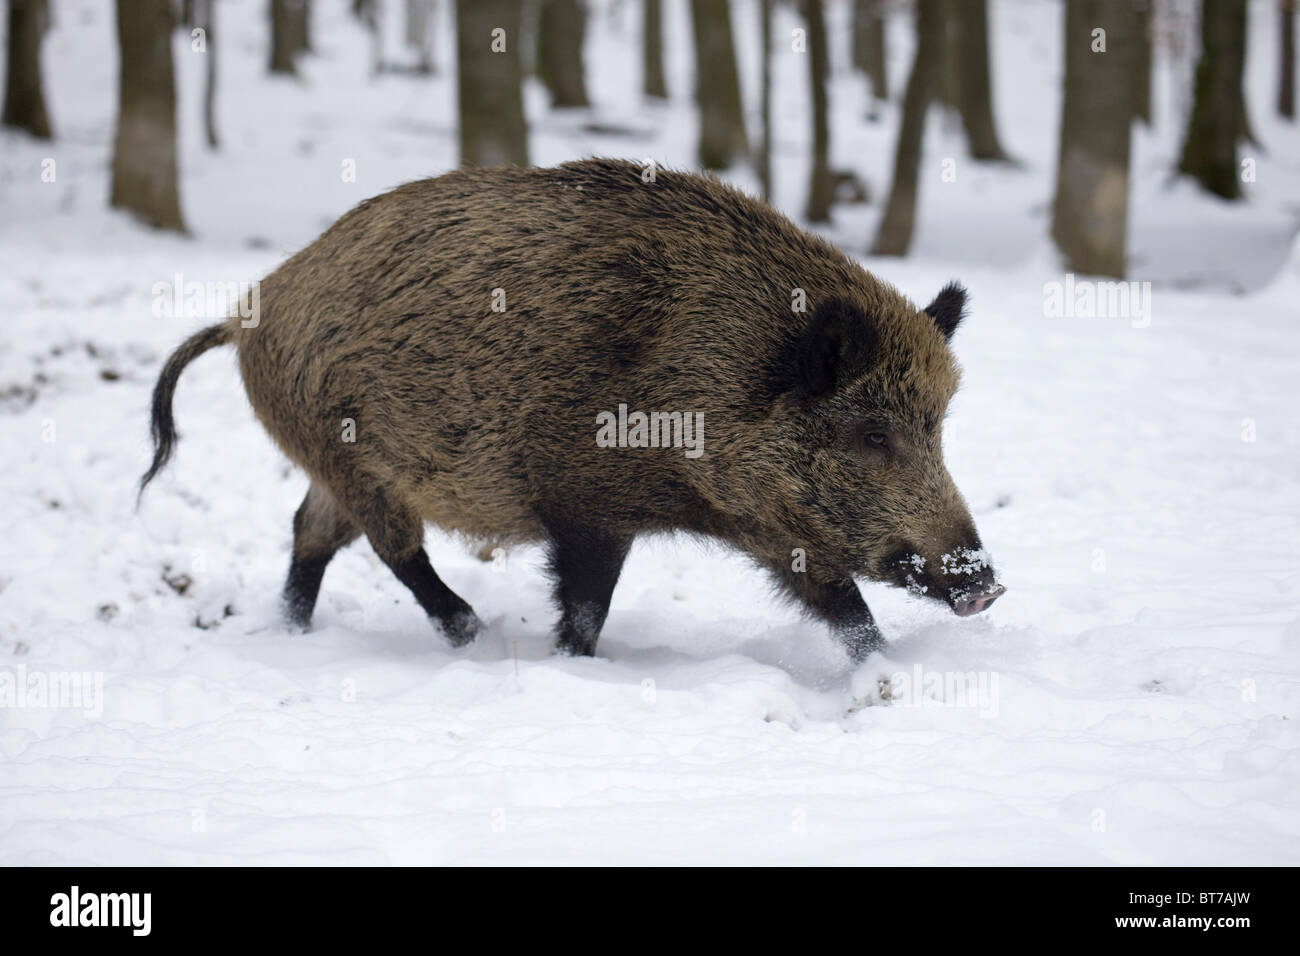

{"left": 139, "top": 322, "right": 234, "bottom": 500}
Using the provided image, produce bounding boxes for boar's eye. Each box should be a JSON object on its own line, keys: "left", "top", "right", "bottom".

{"left": 858, "top": 430, "right": 890, "bottom": 453}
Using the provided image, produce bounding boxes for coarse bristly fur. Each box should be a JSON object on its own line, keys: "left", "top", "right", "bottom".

{"left": 141, "top": 158, "right": 1004, "bottom": 661}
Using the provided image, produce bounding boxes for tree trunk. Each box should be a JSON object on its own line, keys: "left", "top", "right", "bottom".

{"left": 405, "top": 0, "right": 423, "bottom": 45}
{"left": 1282, "top": 0, "right": 1297, "bottom": 119}
{"left": 937, "top": 0, "right": 960, "bottom": 110}
{"left": 1133, "top": 0, "right": 1153, "bottom": 124}
{"left": 1178, "top": 0, "right": 1247, "bottom": 199}
{"left": 361, "top": 0, "right": 382, "bottom": 75}
{"left": 803, "top": 0, "right": 832, "bottom": 221}
{"left": 852, "top": 0, "right": 888, "bottom": 102}
{"left": 270, "top": 0, "right": 298, "bottom": 75}
{"left": 111, "top": 0, "right": 185, "bottom": 232}
{"left": 457, "top": 0, "right": 528, "bottom": 167}
{"left": 953, "top": 0, "right": 1010, "bottom": 159}
{"left": 691, "top": 0, "right": 748, "bottom": 170}
{"left": 405, "top": 0, "right": 435, "bottom": 74}
{"left": 199, "top": 0, "right": 217, "bottom": 148}
{"left": 294, "top": 0, "right": 311, "bottom": 54}
{"left": 644, "top": 0, "right": 667, "bottom": 98}
{"left": 1051, "top": 0, "right": 1138, "bottom": 277}
{"left": 1237, "top": 45, "right": 1258, "bottom": 143}
{"left": 871, "top": 0, "right": 941, "bottom": 256}
{"left": 537, "top": 0, "right": 590, "bottom": 108}
{"left": 2, "top": 0, "right": 52, "bottom": 138}
{"left": 758, "top": 0, "right": 772, "bottom": 200}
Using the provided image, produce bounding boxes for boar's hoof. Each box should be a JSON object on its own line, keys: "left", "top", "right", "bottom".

{"left": 553, "top": 601, "right": 607, "bottom": 657}
{"left": 842, "top": 621, "right": 887, "bottom": 663}
{"left": 439, "top": 609, "right": 482, "bottom": 647}
{"left": 554, "top": 629, "right": 599, "bottom": 658}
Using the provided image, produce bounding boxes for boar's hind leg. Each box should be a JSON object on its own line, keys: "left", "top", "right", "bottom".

{"left": 777, "top": 569, "right": 886, "bottom": 663}
{"left": 283, "top": 483, "right": 361, "bottom": 629}
{"left": 355, "top": 486, "right": 482, "bottom": 646}
{"left": 544, "top": 521, "right": 632, "bottom": 657}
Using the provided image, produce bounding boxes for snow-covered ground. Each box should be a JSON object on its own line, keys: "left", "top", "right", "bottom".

{"left": 1, "top": 0, "right": 1297, "bottom": 865}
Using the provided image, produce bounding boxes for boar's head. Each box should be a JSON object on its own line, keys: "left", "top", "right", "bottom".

{"left": 761, "top": 281, "right": 1005, "bottom": 617}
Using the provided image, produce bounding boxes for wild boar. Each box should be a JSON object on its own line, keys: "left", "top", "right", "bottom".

{"left": 141, "top": 158, "right": 1004, "bottom": 660}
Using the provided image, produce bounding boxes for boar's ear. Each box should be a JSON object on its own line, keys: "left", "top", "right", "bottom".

{"left": 783, "top": 299, "right": 875, "bottom": 401}
{"left": 924, "top": 281, "right": 968, "bottom": 340}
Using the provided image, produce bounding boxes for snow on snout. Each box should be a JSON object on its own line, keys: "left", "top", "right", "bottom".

{"left": 939, "top": 548, "right": 992, "bottom": 577}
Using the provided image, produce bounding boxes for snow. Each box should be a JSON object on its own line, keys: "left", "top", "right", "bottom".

{"left": 1, "top": 0, "right": 1297, "bottom": 865}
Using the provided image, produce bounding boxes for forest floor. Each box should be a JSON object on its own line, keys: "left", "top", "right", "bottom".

{"left": 1, "top": 0, "right": 1298, "bottom": 864}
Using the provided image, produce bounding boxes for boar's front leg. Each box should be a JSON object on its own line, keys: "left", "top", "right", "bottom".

{"left": 776, "top": 568, "right": 886, "bottom": 662}
{"left": 543, "top": 520, "right": 632, "bottom": 657}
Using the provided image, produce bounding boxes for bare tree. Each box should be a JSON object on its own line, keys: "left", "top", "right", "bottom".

{"left": 1133, "top": 0, "right": 1153, "bottom": 124}
{"left": 457, "top": 0, "right": 528, "bottom": 167}
{"left": 197, "top": 0, "right": 218, "bottom": 148}
{"left": 852, "top": 0, "right": 888, "bottom": 104}
{"left": 1178, "top": 0, "right": 1248, "bottom": 199}
{"left": 1280, "top": 0, "right": 1296, "bottom": 119}
{"left": 871, "top": 0, "right": 941, "bottom": 256}
{"left": 405, "top": 0, "right": 436, "bottom": 74}
{"left": 2, "top": 0, "right": 52, "bottom": 138}
{"left": 111, "top": 0, "right": 185, "bottom": 231}
{"left": 758, "top": 0, "right": 773, "bottom": 199}
{"left": 937, "top": 2, "right": 960, "bottom": 110}
{"left": 644, "top": 0, "right": 667, "bottom": 98}
{"left": 690, "top": 0, "right": 748, "bottom": 169}
{"left": 355, "top": 0, "right": 382, "bottom": 75}
{"left": 951, "top": 0, "right": 1011, "bottom": 159}
{"left": 270, "top": 0, "right": 300, "bottom": 75}
{"left": 1051, "top": 0, "right": 1139, "bottom": 277}
{"left": 537, "top": 0, "right": 590, "bottom": 108}
{"left": 293, "top": 0, "right": 311, "bottom": 54}
{"left": 803, "top": 0, "right": 832, "bottom": 221}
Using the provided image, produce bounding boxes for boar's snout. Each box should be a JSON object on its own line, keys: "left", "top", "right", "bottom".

{"left": 936, "top": 543, "right": 1005, "bottom": 617}
{"left": 885, "top": 535, "right": 1005, "bottom": 617}
{"left": 952, "top": 581, "right": 1006, "bottom": 617}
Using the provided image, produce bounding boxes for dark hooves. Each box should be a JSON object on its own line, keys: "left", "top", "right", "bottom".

{"left": 554, "top": 631, "right": 598, "bottom": 657}
{"left": 439, "top": 608, "right": 482, "bottom": 647}
{"left": 844, "top": 624, "right": 887, "bottom": 663}
{"left": 281, "top": 597, "right": 315, "bottom": 632}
